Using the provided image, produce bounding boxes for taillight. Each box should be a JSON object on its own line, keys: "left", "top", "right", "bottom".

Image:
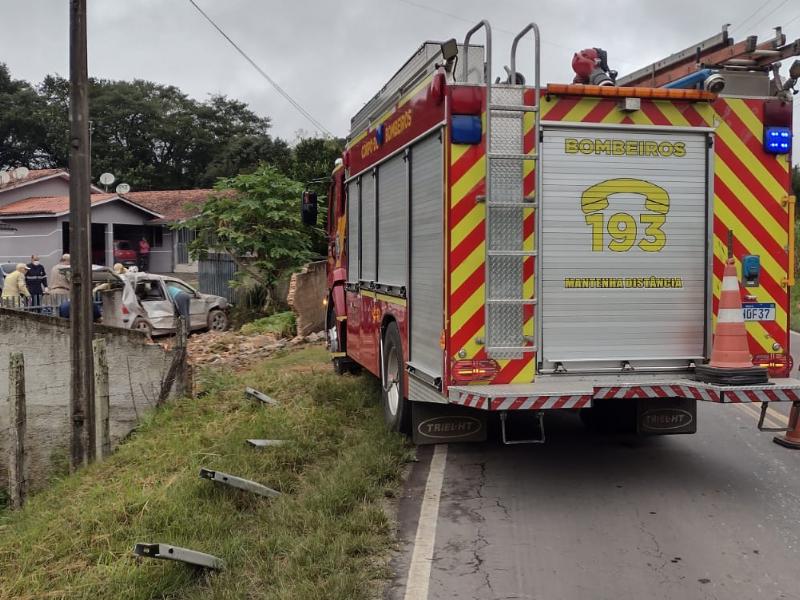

{"left": 121, "top": 305, "right": 129, "bottom": 315}
{"left": 451, "top": 359, "right": 500, "bottom": 384}
{"left": 753, "top": 353, "right": 793, "bottom": 378}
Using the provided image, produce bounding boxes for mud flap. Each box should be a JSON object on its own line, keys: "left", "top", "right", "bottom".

{"left": 637, "top": 397, "right": 697, "bottom": 435}
{"left": 411, "top": 402, "right": 488, "bottom": 445}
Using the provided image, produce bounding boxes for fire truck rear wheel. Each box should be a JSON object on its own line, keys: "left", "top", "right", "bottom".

{"left": 381, "top": 321, "right": 408, "bottom": 433}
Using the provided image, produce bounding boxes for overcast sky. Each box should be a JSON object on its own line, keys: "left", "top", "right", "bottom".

{"left": 1, "top": 0, "right": 798, "bottom": 162}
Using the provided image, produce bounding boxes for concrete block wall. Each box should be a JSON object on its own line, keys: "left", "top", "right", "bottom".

{"left": 0, "top": 309, "right": 176, "bottom": 491}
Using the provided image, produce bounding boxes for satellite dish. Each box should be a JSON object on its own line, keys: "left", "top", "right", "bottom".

{"left": 116, "top": 183, "right": 131, "bottom": 194}
{"left": 0, "top": 172, "right": 9, "bottom": 186}
{"left": 13, "top": 167, "right": 29, "bottom": 180}
{"left": 99, "top": 172, "right": 115, "bottom": 186}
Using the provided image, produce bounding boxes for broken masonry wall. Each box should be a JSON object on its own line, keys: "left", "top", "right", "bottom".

{"left": 0, "top": 308, "right": 176, "bottom": 491}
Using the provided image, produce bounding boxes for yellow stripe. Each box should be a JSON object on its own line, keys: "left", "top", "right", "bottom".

{"left": 715, "top": 118, "right": 787, "bottom": 204}
{"left": 451, "top": 283, "right": 484, "bottom": 330}
{"left": 451, "top": 242, "right": 485, "bottom": 291}
{"left": 714, "top": 202, "right": 787, "bottom": 294}
{"left": 376, "top": 293, "right": 407, "bottom": 307}
{"left": 451, "top": 156, "right": 485, "bottom": 206}
{"left": 452, "top": 203, "right": 485, "bottom": 250}
{"left": 451, "top": 143, "right": 472, "bottom": 164}
{"left": 711, "top": 241, "right": 786, "bottom": 352}
{"left": 360, "top": 290, "right": 376, "bottom": 299}
{"left": 652, "top": 101, "right": 690, "bottom": 126}
{"left": 454, "top": 325, "right": 485, "bottom": 359}
{"left": 715, "top": 159, "right": 786, "bottom": 247}
{"left": 563, "top": 98, "right": 601, "bottom": 122}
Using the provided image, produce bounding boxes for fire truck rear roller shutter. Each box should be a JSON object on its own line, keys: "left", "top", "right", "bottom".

{"left": 409, "top": 132, "right": 444, "bottom": 379}
{"left": 377, "top": 154, "right": 407, "bottom": 287}
{"left": 539, "top": 127, "right": 709, "bottom": 371}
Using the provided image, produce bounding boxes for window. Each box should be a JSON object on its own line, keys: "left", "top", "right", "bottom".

{"left": 165, "top": 280, "right": 196, "bottom": 299}
{"left": 135, "top": 280, "right": 166, "bottom": 301}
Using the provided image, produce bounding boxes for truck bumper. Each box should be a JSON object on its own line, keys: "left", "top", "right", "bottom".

{"left": 448, "top": 376, "right": 800, "bottom": 411}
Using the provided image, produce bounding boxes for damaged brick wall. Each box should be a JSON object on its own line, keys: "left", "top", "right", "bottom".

{"left": 0, "top": 309, "right": 177, "bottom": 491}
{"left": 286, "top": 261, "right": 327, "bottom": 336}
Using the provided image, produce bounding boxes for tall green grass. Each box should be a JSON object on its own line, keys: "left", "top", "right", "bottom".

{"left": 0, "top": 346, "right": 411, "bottom": 600}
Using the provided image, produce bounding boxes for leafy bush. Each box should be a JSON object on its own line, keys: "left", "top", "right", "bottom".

{"left": 240, "top": 311, "right": 297, "bottom": 337}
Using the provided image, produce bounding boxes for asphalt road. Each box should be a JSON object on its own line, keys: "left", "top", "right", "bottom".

{"left": 388, "top": 343, "right": 800, "bottom": 600}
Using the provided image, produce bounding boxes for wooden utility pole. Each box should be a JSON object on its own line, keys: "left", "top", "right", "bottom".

{"left": 8, "top": 352, "right": 26, "bottom": 509}
{"left": 69, "top": 0, "right": 96, "bottom": 470}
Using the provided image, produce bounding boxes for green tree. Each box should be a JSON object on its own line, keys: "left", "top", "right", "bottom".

{"left": 32, "top": 71, "right": 286, "bottom": 190}
{"left": 0, "top": 64, "right": 52, "bottom": 169}
{"left": 183, "top": 165, "right": 315, "bottom": 308}
{"left": 290, "top": 136, "right": 344, "bottom": 184}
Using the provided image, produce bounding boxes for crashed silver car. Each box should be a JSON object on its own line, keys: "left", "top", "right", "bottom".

{"left": 122, "top": 272, "right": 230, "bottom": 336}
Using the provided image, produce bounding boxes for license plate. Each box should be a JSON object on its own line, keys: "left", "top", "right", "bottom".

{"left": 742, "top": 302, "right": 775, "bottom": 321}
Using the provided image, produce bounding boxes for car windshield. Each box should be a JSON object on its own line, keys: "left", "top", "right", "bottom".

{"left": 117, "top": 241, "right": 132, "bottom": 250}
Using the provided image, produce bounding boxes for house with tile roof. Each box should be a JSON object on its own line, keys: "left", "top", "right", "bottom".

{"left": 0, "top": 168, "right": 211, "bottom": 273}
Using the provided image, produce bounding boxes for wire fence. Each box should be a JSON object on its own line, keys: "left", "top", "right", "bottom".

{"left": 0, "top": 294, "right": 72, "bottom": 315}
{"left": 0, "top": 292, "right": 110, "bottom": 316}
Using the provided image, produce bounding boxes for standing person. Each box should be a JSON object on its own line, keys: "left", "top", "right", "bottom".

{"left": 49, "top": 253, "right": 71, "bottom": 300}
{"left": 138, "top": 237, "right": 151, "bottom": 272}
{"left": 1, "top": 263, "right": 31, "bottom": 305}
{"left": 25, "top": 254, "right": 48, "bottom": 310}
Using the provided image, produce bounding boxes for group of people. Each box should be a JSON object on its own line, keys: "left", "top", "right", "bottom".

{"left": 1, "top": 254, "right": 72, "bottom": 304}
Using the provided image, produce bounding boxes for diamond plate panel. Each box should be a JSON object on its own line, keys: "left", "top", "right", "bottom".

{"left": 489, "top": 206, "right": 524, "bottom": 251}
{"left": 491, "top": 86, "right": 524, "bottom": 107}
{"left": 488, "top": 255, "right": 524, "bottom": 298}
{"left": 489, "top": 158, "right": 523, "bottom": 203}
{"left": 487, "top": 302, "right": 524, "bottom": 354}
{"left": 490, "top": 112, "right": 523, "bottom": 155}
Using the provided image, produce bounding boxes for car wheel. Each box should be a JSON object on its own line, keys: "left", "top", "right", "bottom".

{"left": 132, "top": 318, "right": 152, "bottom": 337}
{"left": 207, "top": 309, "right": 229, "bottom": 332}
{"left": 381, "top": 321, "right": 408, "bottom": 433}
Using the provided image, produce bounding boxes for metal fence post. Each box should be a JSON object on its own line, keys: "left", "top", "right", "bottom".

{"left": 8, "top": 352, "right": 26, "bottom": 509}
{"left": 93, "top": 338, "right": 111, "bottom": 460}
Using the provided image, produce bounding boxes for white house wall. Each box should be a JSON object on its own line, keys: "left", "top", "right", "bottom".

{"left": 0, "top": 218, "right": 62, "bottom": 269}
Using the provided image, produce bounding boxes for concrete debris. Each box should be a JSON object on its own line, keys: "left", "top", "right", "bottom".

{"left": 182, "top": 327, "right": 324, "bottom": 371}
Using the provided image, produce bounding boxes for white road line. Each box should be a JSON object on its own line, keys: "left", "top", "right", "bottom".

{"left": 403, "top": 444, "right": 448, "bottom": 600}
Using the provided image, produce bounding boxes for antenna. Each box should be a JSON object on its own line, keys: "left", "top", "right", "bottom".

{"left": 99, "top": 172, "right": 115, "bottom": 192}
{"left": 115, "top": 183, "right": 130, "bottom": 194}
{"left": 13, "top": 167, "right": 29, "bottom": 180}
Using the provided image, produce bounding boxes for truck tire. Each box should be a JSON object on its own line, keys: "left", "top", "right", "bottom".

{"left": 381, "top": 321, "right": 408, "bottom": 432}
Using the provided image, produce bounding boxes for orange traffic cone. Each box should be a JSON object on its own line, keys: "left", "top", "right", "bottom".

{"left": 773, "top": 404, "right": 800, "bottom": 449}
{"left": 695, "top": 258, "right": 768, "bottom": 385}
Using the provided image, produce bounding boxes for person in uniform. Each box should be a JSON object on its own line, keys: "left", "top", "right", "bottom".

{"left": 25, "top": 254, "right": 48, "bottom": 310}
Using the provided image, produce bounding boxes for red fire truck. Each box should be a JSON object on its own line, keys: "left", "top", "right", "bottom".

{"left": 313, "top": 21, "right": 800, "bottom": 444}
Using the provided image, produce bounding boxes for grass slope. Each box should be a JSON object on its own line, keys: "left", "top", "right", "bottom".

{"left": 0, "top": 346, "right": 411, "bottom": 600}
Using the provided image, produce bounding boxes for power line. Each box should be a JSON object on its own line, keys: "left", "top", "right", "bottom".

{"left": 731, "top": 0, "right": 775, "bottom": 31}
{"left": 186, "top": 0, "right": 334, "bottom": 138}
{"left": 747, "top": 0, "right": 792, "bottom": 32}
{"left": 392, "top": 0, "right": 636, "bottom": 68}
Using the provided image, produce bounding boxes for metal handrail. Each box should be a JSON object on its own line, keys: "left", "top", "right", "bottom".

{"left": 461, "top": 19, "right": 492, "bottom": 86}
{"left": 510, "top": 22, "right": 541, "bottom": 106}
{"left": 509, "top": 22, "right": 544, "bottom": 363}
